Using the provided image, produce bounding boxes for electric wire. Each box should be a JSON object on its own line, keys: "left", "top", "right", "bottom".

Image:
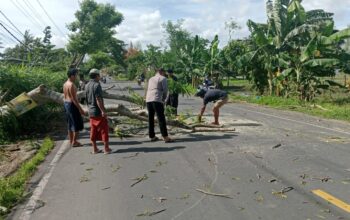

{"left": 0, "top": 19, "right": 23, "bottom": 39}
{"left": 0, "top": 19, "right": 24, "bottom": 41}
{"left": 10, "top": 0, "right": 43, "bottom": 31}
{"left": 0, "top": 22, "right": 24, "bottom": 45}
{"left": 0, "top": 32, "right": 16, "bottom": 44}
{"left": 22, "top": 0, "right": 48, "bottom": 28}
{"left": 0, "top": 10, "right": 24, "bottom": 37}
{"left": 35, "top": 0, "right": 65, "bottom": 36}
{"left": 15, "top": 0, "right": 44, "bottom": 29}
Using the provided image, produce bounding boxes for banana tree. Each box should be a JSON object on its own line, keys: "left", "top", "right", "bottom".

{"left": 177, "top": 35, "right": 208, "bottom": 87}
{"left": 277, "top": 27, "right": 350, "bottom": 100}
{"left": 203, "top": 35, "right": 223, "bottom": 88}
{"left": 245, "top": 0, "right": 350, "bottom": 99}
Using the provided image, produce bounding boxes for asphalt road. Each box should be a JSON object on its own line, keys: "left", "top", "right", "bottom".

{"left": 11, "top": 80, "right": 350, "bottom": 220}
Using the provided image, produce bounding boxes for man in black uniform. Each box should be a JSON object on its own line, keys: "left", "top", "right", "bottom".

{"left": 195, "top": 87, "right": 228, "bottom": 125}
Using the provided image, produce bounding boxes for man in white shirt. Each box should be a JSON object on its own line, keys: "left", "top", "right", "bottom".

{"left": 145, "top": 68, "right": 174, "bottom": 143}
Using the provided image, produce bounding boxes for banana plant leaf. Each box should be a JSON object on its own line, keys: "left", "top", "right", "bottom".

{"left": 325, "top": 80, "right": 347, "bottom": 89}
{"left": 327, "top": 28, "right": 350, "bottom": 43}
{"left": 303, "top": 58, "right": 339, "bottom": 68}
{"left": 300, "top": 36, "right": 318, "bottom": 62}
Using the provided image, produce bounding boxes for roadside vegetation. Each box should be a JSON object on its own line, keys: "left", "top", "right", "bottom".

{"left": 228, "top": 78, "right": 350, "bottom": 122}
{"left": 0, "top": 138, "right": 54, "bottom": 217}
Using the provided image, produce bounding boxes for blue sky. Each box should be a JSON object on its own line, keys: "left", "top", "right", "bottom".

{"left": 1, "top": 0, "right": 349, "bottom": 50}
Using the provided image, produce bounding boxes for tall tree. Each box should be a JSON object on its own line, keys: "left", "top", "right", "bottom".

{"left": 163, "top": 20, "right": 192, "bottom": 58}
{"left": 67, "top": 0, "right": 123, "bottom": 65}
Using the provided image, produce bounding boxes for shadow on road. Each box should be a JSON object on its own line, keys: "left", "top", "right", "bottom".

{"left": 175, "top": 133, "right": 237, "bottom": 143}
{"left": 109, "top": 140, "right": 143, "bottom": 146}
{"left": 229, "top": 123, "right": 262, "bottom": 127}
{"left": 114, "top": 146, "right": 186, "bottom": 153}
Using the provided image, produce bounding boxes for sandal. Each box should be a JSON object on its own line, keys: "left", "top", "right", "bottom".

{"left": 91, "top": 149, "right": 103, "bottom": 154}
{"left": 72, "top": 142, "right": 83, "bottom": 147}
{"left": 164, "top": 138, "right": 175, "bottom": 143}
{"left": 150, "top": 137, "right": 159, "bottom": 142}
{"left": 104, "top": 148, "right": 112, "bottom": 155}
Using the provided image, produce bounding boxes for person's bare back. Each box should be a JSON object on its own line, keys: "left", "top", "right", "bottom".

{"left": 63, "top": 80, "right": 77, "bottom": 102}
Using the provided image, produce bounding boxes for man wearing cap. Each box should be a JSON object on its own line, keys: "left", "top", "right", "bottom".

{"left": 63, "top": 68, "right": 85, "bottom": 147}
{"left": 196, "top": 87, "right": 228, "bottom": 125}
{"left": 145, "top": 68, "right": 174, "bottom": 143}
{"left": 85, "top": 68, "right": 112, "bottom": 154}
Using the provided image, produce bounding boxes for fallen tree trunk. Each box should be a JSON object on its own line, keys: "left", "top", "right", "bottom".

{"left": 1, "top": 85, "right": 235, "bottom": 133}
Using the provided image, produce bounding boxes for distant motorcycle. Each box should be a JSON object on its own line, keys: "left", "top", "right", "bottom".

{"left": 137, "top": 75, "right": 145, "bottom": 86}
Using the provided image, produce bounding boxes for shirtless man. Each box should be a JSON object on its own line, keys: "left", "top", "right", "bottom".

{"left": 63, "top": 68, "right": 85, "bottom": 147}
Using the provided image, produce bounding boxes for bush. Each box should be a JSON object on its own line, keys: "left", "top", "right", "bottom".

{"left": 0, "top": 65, "right": 66, "bottom": 143}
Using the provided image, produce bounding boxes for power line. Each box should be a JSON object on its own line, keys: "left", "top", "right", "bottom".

{"left": 35, "top": 0, "right": 65, "bottom": 36}
{"left": 22, "top": 0, "right": 48, "bottom": 28}
{"left": 0, "top": 19, "right": 23, "bottom": 39}
{"left": 0, "top": 22, "right": 23, "bottom": 45}
{"left": 0, "top": 10, "right": 24, "bottom": 37}
{"left": 0, "top": 32, "right": 17, "bottom": 44}
{"left": 15, "top": 0, "right": 44, "bottom": 29}
{"left": 10, "top": 0, "right": 43, "bottom": 32}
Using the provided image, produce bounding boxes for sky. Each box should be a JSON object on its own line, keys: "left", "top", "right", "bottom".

{"left": 0, "top": 0, "right": 350, "bottom": 51}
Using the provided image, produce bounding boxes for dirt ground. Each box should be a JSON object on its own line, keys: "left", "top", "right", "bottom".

{"left": 0, "top": 116, "right": 66, "bottom": 178}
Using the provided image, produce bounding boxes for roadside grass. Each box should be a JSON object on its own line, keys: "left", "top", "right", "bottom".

{"left": 114, "top": 74, "right": 129, "bottom": 81}
{"left": 222, "top": 78, "right": 250, "bottom": 87}
{"left": 0, "top": 137, "right": 54, "bottom": 217}
{"left": 222, "top": 79, "right": 251, "bottom": 91}
{"left": 227, "top": 79, "right": 350, "bottom": 122}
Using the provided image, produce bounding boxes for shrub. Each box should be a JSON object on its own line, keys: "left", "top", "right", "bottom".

{"left": 0, "top": 65, "right": 66, "bottom": 143}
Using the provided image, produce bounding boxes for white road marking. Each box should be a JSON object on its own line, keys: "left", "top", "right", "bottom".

{"left": 171, "top": 143, "right": 219, "bottom": 220}
{"left": 231, "top": 106, "right": 350, "bottom": 136}
{"left": 19, "top": 139, "right": 71, "bottom": 220}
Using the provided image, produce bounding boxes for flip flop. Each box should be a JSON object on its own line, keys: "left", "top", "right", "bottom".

{"left": 150, "top": 137, "right": 159, "bottom": 142}
{"left": 104, "top": 148, "right": 112, "bottom": 155}
{"left": 210, "top": 122, "right": 220, "bottom": 126}
{"left": 164, "top": 138, "right": 175, "bottom": 143}
{"left": 72, "top": 142, "right": 83, "bottom": 147}
{"left": 91, "top": 149, "right": 103, "bottom": 154}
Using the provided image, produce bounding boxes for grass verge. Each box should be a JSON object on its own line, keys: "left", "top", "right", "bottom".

{"left": 230, "top": 93, "right": 350, "bottom": 122}
{"left": 0, "top": 137, "right": 54, "bottom": 217}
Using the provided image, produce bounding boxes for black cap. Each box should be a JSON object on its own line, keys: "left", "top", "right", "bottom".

{"left": 195, "top": 86, "right": 208, "bottom": 97}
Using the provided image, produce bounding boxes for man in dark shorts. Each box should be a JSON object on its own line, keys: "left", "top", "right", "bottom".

{"left": 85, "top": 68, "right": 112, "bottom": 154}
{"left": 165, "top": 69, "right": 179, "bottom": 116}
{"left": 63, "top": 68, "right": 85, "bottom": 147}
{"left": 195, "top": 87, "right": 229, "bottom": 125}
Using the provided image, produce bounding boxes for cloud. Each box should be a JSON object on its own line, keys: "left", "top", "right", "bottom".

{"left": 189, "top": 0, "right": 211, "bottom": 3}
{"left": 116, "top": 10, "right": 163, "bottom": 47}
{"left": 51, "top": 35, "right": 69, "bottom": 48}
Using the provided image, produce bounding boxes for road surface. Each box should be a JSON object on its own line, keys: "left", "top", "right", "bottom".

{"left": 11, "top": 80, "right": 350, "bottom": 220}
